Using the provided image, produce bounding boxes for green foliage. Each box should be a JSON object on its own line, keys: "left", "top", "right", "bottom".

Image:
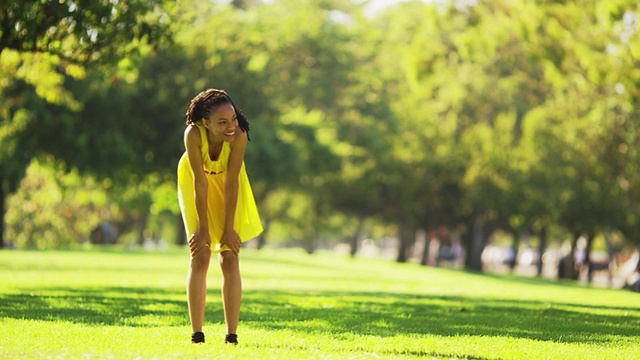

{"left": 0, "top": 49, "right": 83, "bottom": 109}
{"left": 4, "top": 158, "right": 181, "bottom": 249}
{"left": 1, "top": 249, "right": 639, "bottom": 359}
{"left": 0, "top": 0, "right": 172, "bottom": 248}
{"left": 5, "top": 157, "right": 108, "bottom": 249}
{"left": 3, "top": 0, "right": 640, "bottom": 268}
{"left": 0, "top": 0, "right": 168, "bottom": 63}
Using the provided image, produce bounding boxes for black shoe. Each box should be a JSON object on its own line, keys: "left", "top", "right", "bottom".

{"left": 224, "top": 333, "right": 238, "bottom": 345}
{"left": 191, "top": 331, "right": 205, "bottom": 344}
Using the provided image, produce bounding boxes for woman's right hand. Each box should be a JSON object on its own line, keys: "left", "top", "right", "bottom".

{"left": 188, "top": 229, "right": 211, "bottom": 257}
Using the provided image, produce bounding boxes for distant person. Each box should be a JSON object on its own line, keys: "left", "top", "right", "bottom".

{"left": 177, "top": 88, "right": 263, "bottom": 345}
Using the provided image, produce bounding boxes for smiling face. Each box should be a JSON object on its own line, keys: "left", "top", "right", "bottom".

{"left": 202, "top": 103, "right": 238, "bottom": 143}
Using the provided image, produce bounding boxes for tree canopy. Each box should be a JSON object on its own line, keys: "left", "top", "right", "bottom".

{"left": 3, "top": 0, "right": 640, "bottom": 278}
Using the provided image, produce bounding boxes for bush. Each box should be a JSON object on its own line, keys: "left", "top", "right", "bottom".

{"left": 6, "top": 157, "right": 108, "bottom": 249}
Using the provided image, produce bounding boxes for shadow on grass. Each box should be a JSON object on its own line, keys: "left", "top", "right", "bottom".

{"left": 1, "top": 286, "right": 639, "bottom": 347}
{"left": 0, "top": 287, "right": 190, "bottom": 327}
{"left": 240, "top": 289, "right": 640, "bottom": 345}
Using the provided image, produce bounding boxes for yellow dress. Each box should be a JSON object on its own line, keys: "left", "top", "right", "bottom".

{"left": 177, "top": 123, "right": 263, "bottom": 252}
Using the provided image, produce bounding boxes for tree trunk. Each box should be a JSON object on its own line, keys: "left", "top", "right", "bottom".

{"left": 465, "top": 212, "right": 486, "bottom": 271}
{"left": 604, "top": 229, "right": 614, "bottom": 285}
{"left": 559, "top": 231, "right": 581, "bottom": 280}
{"left": 256, "top": 218, "right": 269, "bottom": 249}
{"left": 509, "top": 231, "right": 520, "bottom": 273}
{"left": 420, "top": 228, "right": 430, "bottom": 266}
{"left": 303, "top": 239, "right": 316, "bottom": 254}
{"left": 536, "top": 226, "right": 547, "bottom": 277}
{"left": 175, "top": 213, "right": 186, "bottom": 246}
{"left": 0, "top": 182, "right": 5, "bottom": 249}
{"left": 349, "top": 216, "right": 365, "bottom": 257}
{"left": 630, "top": 246, "right": 640, "bottom": 293}
{"left": 137, "top": 213, "right": 149, "bottom": 246}
{"left": 585, "top": 232, "right": 595, "bottom": 284}
{"left": 396, "top": 224, "right": 414, "bottom": 263}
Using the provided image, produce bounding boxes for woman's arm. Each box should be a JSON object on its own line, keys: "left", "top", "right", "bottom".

{"left": 184, "top": 125, "right": 211, "bottom": 254}
{"left": 221, "top": 130, "right": 248, "bottom": 254}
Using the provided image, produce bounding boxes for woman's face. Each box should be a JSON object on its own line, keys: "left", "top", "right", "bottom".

{"left": 203, "top": 103, "right": 238, "bottom": 142}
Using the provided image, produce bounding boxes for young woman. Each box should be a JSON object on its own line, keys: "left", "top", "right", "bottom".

{"left": 177, "top": 88, "right": 263, "bottom": 345}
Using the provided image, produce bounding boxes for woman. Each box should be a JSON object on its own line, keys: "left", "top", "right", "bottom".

{"left": 177, "top": 88, "right": 263, "bottom": 345}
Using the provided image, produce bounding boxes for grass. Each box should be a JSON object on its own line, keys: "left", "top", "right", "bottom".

{"left": 0, "top": 247, "right": 639, "bottom": 359}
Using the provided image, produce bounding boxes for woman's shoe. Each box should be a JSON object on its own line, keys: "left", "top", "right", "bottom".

{"left": 191, "top": 331, "right": 205, "bottom": 344}
{"left": 224, "top": 333, "right": 238, "bottom": 345}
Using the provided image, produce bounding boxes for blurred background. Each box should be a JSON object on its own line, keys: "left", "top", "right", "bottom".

{"left": 2, "top": 0, "right": 640, "bottom": 290}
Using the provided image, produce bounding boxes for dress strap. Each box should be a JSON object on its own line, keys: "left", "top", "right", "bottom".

{"left": 196, "top": 124, "right": 209, "bottom": 161}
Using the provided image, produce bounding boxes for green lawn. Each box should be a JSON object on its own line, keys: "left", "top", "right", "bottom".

{"left": 0, "top": 247, "right": 638, "bottom": 359}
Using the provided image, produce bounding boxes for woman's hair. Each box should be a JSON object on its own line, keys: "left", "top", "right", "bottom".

{"left": 185, "top": 88, "right": 250, "bottom": 140}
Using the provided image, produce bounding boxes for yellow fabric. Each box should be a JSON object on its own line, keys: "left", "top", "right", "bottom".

{"left": 177, "top": 123, "right": 263, "bottom": 252}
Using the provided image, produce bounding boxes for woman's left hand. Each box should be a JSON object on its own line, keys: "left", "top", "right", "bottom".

{"left": 220, "top": 230, "right": 241, "bottom": 255}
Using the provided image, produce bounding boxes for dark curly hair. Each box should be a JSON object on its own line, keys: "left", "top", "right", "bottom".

{"left": 185, "top": 88, "right": 250, "bottom": 140}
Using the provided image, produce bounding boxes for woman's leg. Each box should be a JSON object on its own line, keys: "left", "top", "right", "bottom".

{"left": 219, "top": 250, "right": 241, "bottom": 336}
{"left": 187, "top": 247, "right": 212, "bottom": 334}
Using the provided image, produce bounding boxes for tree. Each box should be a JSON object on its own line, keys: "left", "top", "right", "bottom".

{"left": 180, "top": 0, "right": 360, "bottom": 249}
{"left": 0, "top": 0, "right": 169, "bottom": 247}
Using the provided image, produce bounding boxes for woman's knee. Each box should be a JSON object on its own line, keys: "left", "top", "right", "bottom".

{"left": 190, "top": 248, "right": 212, "bottom": 271}
{"left": 218, "top": 250, "right": 239, "bottom": 271}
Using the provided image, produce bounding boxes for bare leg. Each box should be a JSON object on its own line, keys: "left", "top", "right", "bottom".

{"left": 187, "top": 247, "right": 211, "bottom": 334}
{"left": 219, "top": 251, "right": 241, "bottom": 335}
